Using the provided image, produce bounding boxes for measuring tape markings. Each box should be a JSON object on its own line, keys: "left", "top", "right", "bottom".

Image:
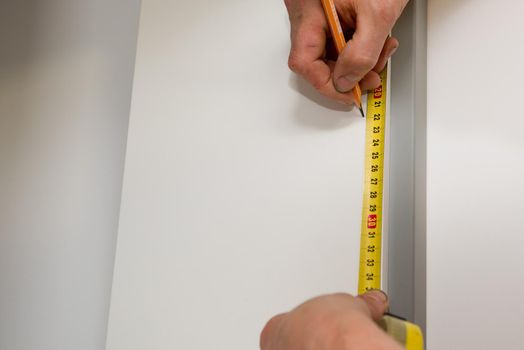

{"left": 358, "top": 68, "right": 388, "bottom": 294}
{"left": 357, "top": 68, "right": 424, "bottom": 349}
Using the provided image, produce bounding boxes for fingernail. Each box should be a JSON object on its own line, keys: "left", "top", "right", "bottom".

{"left": 387, "top": 44, "right": 399, "bottom": 59}
{"left": 366, "top": 289, "right": 389, "bottom": 305}
{"left": 335, "top": 75, "right": 357, "bottom": 93}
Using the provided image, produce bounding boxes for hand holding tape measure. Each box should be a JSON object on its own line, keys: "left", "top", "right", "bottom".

{"left": 320, "top": 0, "right": 424, "bottom": 348}
{"left": 261, "top": 291, "right": 410, "bottom": 350}
{"left": 261, "top": 1, "right": 423, "bottom": 349}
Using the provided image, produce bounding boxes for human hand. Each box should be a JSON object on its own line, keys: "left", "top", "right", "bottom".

{"left": 284, "top": 0, "right": 408, "bottom": 105}
{"left": 260, "top": 291, "right": 403, "bottom": 350}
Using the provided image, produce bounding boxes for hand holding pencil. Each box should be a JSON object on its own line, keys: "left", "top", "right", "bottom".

{"left": 284, "top": 0, "right": 407, "bottom": 108}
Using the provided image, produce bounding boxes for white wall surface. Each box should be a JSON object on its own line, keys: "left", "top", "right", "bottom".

{"left": 0, "top": 2, "right": 140, "bottom": 349}
{"left": 106, "top": 1, "right": 369, "bottom": 349}
{"left": 427, "top": 0, "right": 524, "bottom": 348}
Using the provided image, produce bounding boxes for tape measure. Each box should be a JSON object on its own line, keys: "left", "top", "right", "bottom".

{"left": 357, "top": 67, "right": 424, "bottom": 349}
{"left": 358, "top": 68, "right": 387, "bottom": 294}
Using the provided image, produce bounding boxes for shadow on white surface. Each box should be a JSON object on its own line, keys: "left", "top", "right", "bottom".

{"left": 288, "top": 74, "right": 359, "bottom": 130}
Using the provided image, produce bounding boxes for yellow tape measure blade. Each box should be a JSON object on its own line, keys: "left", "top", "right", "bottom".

{"left": 358, "top": 68, "right": 388, "bottom": 294}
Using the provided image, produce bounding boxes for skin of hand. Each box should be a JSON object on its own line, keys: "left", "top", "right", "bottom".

{"left": 284, "top": 0, "right": 409, "bottom": 105}
{"left": 260, "top": 291, "right": 403, "bottom": 350}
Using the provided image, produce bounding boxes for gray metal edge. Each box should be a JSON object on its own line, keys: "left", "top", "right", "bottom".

{"left": 387, "top": 0, "right": 427, "bottom": 334}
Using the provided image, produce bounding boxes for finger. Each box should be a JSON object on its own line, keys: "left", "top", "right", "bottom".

{"left": 288, "top": 17, "right": 355, "bottom": 105}
{"left": 357, "top": 290, "right": 389, "bottom": 322}
{"left": 358, "top": 37, "right": 399, "bottom": 93}
{"left": 333, "top": 3, "right": 397, "bottom": 92}
{"left": 260, "top": 313, "right": 287, "bottom": 349}
{"left": 288, "top": 13, "right": 330, "bottom": 92}
{"left": 289, "top": 30, "right": 354, "bottom": 104}
{"left": 359, "top": 71, "right": 381, "bottom": 92}
{"left": 373, "top": 37, "right": 399, "bottom": 74}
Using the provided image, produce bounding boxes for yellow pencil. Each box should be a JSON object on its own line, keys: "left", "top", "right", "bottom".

{"left": 320, "top": 0, "right": 364, "bottom": 117}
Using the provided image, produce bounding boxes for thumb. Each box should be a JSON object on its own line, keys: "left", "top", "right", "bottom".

{"left": 357, "top": 290, "right": 389, "bottom": 322}
{"left": 333, "top": 3, "right": 398, "bottom": 92}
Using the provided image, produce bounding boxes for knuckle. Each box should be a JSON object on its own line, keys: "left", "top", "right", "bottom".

{"left": 310, "top": 75, "right": 326, "bottom": 91}
{"left": 352, "top": 53, "right": 377, "bottom": 71}
{"left": 287, "top": 53, "right": 305, "bottom": 74}
{"left": 260, "top": 315, "right": 281, "bottom": 348}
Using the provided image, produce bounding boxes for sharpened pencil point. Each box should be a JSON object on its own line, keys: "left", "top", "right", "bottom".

{"left": 358, "top": 105, "right": 365, "bottom": 118}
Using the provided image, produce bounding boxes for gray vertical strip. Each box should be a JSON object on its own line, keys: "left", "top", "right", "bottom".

{"left": 413, "top": 0, "right": 427, "bottom": 334}
{"left": 388, "top": 0, "right": 415, "bottom": 321}
{"left": 387, "top": 0, "right": 427, "bottom": 333}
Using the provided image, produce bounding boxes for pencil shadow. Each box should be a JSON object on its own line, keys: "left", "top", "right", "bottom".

{"left": 287, "top": 74, "right": 359, "bottom": 130}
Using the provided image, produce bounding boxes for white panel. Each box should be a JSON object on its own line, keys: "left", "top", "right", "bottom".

{"left": 106, "top": 1, "right": 368, "bottom": 349}
{"left": 428, "top": 0, "right": 524, "bottom": 348}
{"left": 0, "top": 1, "right": 140, "bottom": 350}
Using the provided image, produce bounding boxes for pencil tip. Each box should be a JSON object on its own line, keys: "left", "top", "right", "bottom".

{"left": 358, "top": 105, "right": 365, "bottom": 118}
